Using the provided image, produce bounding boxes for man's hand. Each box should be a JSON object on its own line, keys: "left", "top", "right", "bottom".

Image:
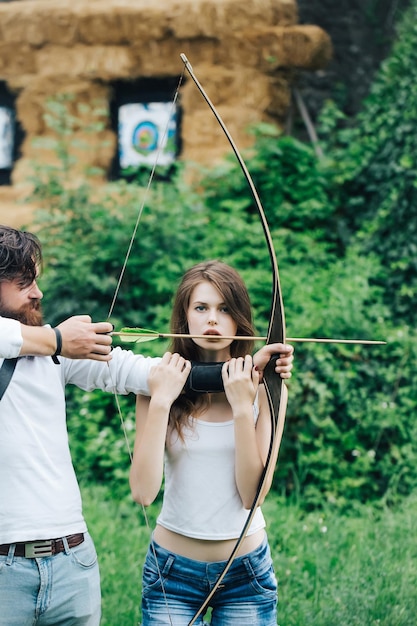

{"left": 57, "top": 315, "right": 113, "bottom": 361}
{"left": 252, "top": 343, "right": 294, "bottom": 381}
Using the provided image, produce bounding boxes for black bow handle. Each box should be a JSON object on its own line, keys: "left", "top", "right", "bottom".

{"left": 185, "top": 358, "right": 280, "bottom": 394}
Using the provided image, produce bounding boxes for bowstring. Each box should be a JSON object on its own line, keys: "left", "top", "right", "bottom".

{"left": 105, "top": 67, "right": 187, "bottom": 626}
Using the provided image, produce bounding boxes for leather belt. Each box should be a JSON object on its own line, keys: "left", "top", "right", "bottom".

{"left": 0, "top": 533, "right": 84, "bottom": 558}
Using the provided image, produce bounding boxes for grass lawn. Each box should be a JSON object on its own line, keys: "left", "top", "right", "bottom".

{"left": 82, "top": 483, "right": 417, "bottom": 625}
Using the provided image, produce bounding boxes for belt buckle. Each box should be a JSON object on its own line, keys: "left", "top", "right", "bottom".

{"left": 24, "top": 540, "right": 54, "bottom": 558}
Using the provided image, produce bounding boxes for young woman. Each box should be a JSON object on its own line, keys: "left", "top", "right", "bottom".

{"left": 130, "top": 260, "right": 293, "bottom": 625}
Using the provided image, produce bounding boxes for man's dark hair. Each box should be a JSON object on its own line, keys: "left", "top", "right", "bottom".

{"left": 0, "top": 225, "right": 42, "bottom": 286}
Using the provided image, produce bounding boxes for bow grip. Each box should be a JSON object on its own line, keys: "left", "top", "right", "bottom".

{"left": 185, "top": 355, "right": 280, "bottom": 394}
{"left": 185, "top": 361, "right": 224, "bottom": 393}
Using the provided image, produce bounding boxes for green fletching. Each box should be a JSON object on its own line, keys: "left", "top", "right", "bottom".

{"left": 117, "top": 327, "right": 159, "bottom": 343}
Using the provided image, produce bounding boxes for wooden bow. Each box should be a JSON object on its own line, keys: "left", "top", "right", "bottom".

{"left": 180, "top": 53, "right": 288, "bottom": 625}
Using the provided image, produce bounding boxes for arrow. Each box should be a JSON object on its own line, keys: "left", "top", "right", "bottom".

{"left": 111, "top": 328, "right": 386, "bottom": 345}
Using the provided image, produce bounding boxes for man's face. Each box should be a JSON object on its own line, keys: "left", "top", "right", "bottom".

{"left": 0, "top": 276, "right": 44, "bottom": 326}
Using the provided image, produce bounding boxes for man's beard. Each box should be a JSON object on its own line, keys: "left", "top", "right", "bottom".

{"left": 0, "top": 300, "right": 44, "bottom": 326}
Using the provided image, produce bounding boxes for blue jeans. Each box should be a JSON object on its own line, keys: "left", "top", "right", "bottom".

{"left": 0, "top": 532, "right": 101, "bottom": 626}
{"left": 141, "top": 535, "right": 278, "bottom": 625}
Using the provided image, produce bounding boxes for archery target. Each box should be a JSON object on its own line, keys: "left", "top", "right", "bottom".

{"left": 118, "top": 102, "right": 177, "bottom": 168}
{"left": 132, "top": 120, "right": 159, "bottom": 155}
{"left": 0, "top": 107, "right": 14, "bottom": 169}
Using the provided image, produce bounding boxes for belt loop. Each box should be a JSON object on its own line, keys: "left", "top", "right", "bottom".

{"left": 62, "top": 536, "right": 71, "bottom": 555}
{"left": 162, "top": 554, "right": 175, "bottom": 576}
{"left": 6, "top": 544, "right": 16, "bottom": 565}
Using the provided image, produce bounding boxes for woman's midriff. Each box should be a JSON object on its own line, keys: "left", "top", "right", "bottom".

{"left": 153, "top": 525, "right": 266, "bottom": 562}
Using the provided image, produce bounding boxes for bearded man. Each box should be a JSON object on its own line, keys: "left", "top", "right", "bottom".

{"left": 0, "top": 225, "right": 160, "bottom": 626}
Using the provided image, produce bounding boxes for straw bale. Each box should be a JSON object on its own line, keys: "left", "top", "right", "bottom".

{"left": 17, "top": 78, "right": 111, "bottom": 135}
{"left": 237, "top": 25, "right": 332, "bottom": 71}
{"left": 129, "top": 41, "right": 183, "bottom": 78}
{"left": 0, "top": 6, "right": 32, "bottom": 45}
{"left": 0, "top": 0, "right": 298, "bottom": 47}
{"left": 271, "top": 0, "right": 299, "bottom": 25}
{"left": 0, "top": 3, "right": 79, "bottom": 47}
{"left": 276, "top": 25, "right": 333, "bottom": 69}
{"left": 182, "top": 74, "right": 272, "bottom": 136}
{"left": 167, "top": 1, "right": 222, "bottom": 39}
{"left": 168, "top": 0, "right": 297, "bottom": 39}
{"left": 0, "top": 187, "right": 35, "bottom": 228}
{"left": 38, "top": 10, "right": 79, "bottom": 47}
{"left": 80, "top": 129, "right": 116, "bottom": 172}
{"left": 35, "top": 45, "right": 135, "bottom": 80}
{"left": 43, "top": 79, "right": 116, "bottom": 173}
{"left": 182, "top": 104, "right": 257, "bottom": 165}
{"left": 18, "top": 123, "right": 116, "bottom": 182}
{"left": 220, "top": 0, "right": 297, "bottom": 35}
{"left": 129, "top": 39, "right": 221, "bottom": 78}
{"left": 177, "top": 40, "right": 219, "bottom": 71}
{"left": 181, "top": 108, "right": 226, "bottom": 159}
{"left": 6, "top": 76, "right": 34, "bottom": 92}
{"left": 180, "top": 63, "right": 271, "bottom": 114}
{"left": 16, "top": 92, "right": 44, "bottom": 135}
{"left": 129, "top": 26, "right": 330, "bottom": 79}
{"left": 76, "top": 4, "right": 170, "bottom": 45}
{"left": 266, "top": 74, "right": 292, "bottom": 118}
{"left": 179, "top": 67, "right": 291, "bottom": 165}
{"left": 72, "top": 8, "right": 128, "bottom": 45}
{"left": 30, "top": 76, "right": 110, "bottom": 101}
{"left": 0, "top": 43, "right": 36, "bottom": 79}
{"left": 232, "top": 72, "right": 272, "bottom": 113}
{"left": 0, "top": 1, "right": 167, "bottom": 47}
{"left": 11, "top": 144, "right": 57, "bottom": 192}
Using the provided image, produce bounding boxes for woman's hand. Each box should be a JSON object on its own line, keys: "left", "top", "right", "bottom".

{"left": 252, "top": 342, "right": 294, "bottom": 381}
{"left": 221, "top": 355, "right": 259, "bottom": 417}
{"left": 148, "top": 351, "right": 191, "bottom": 405}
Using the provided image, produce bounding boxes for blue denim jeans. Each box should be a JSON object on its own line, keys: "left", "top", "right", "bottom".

{"left": 141, "top": 535, "right": 278, "bottom": 625}
{"left": 0, "top": 532, "right": 101, "bottom": 626}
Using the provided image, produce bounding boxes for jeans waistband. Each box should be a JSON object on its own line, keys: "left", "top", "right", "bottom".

{"left": 149, "top": 532, "right": 271, "bottom": 579}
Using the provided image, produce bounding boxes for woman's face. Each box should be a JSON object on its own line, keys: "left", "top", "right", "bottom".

{"left": 186, "top": 280, "right": 238, "bottom": 362}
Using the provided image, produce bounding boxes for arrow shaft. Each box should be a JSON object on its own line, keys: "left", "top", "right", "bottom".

{"left": 111, "top": 332, "right": 386, "bottom": 345}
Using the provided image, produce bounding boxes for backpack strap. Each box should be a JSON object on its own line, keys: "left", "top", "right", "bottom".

{"left": 0, "top": 357, "right": 18, "bottom": 401}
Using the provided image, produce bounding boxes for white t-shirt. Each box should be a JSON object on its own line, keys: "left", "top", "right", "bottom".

{"left": 157, "top": 407, "right": 266, "bottom": 540}
{"left": 0, "top": 317, "right": 158, "bottom": 543}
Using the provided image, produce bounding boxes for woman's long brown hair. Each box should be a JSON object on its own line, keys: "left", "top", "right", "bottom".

{"left": 168, "top": 260, "right": 256, "bottom": 438}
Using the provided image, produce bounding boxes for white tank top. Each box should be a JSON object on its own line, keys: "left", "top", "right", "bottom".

{"left": 157, "top": 406, "right": 266, "bottom": 540}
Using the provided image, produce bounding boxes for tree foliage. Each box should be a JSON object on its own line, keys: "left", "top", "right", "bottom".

{"left": 322, "top": 2, "right": 417, "bottom": 325}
